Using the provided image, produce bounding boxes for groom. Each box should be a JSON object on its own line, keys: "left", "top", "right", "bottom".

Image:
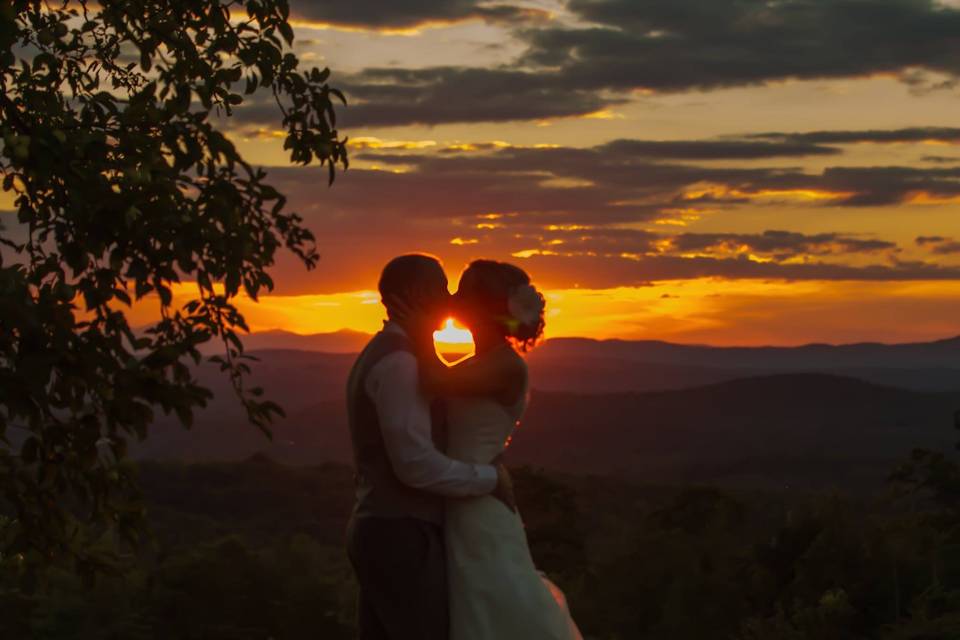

{"left": 345, "top": 253, "right": 515, "bottom": 640}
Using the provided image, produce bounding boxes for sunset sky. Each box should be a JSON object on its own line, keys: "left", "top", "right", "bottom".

{"left": 10, "top": 0, "right": 960, "bottom": 345}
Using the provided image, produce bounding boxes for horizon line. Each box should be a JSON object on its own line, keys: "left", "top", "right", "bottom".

{"left": 238, "top": 327, "right": 960, "bottom": 350}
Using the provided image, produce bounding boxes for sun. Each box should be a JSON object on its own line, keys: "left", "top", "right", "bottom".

{"left": 434, "top": 318, "right": 473, "bottom": 345}
{"left": 434, "top": 318, "right": 475, "bottom": 364}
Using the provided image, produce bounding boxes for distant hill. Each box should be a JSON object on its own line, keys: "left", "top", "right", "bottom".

{"left": 135, "top": 371, "right": 959, "bottom": 491}
{"left": 526, "top": 334, "right": 960, "bottom": 393}
{"left": 202, "top": 332, "right": 960, "bottom": 393}
{"left": 533, "top": 335, "right": 960, "bottom": 369}
{"left": 198, "top": 329, "right": 373, "bottom": 354}
{"left": 525, "top": 335, "right": 960, "bottom": 393}
{"left": 524, "top": 351, "right": 960, "bottom": 393}
{"left": 513, "top": 374, "right": 959, "bottom": 488}
{"left": 216, "top": 330, "right": 960, "bottom": 368}
{"left": 130, "top": 335, "right": 960, "bottom": 491}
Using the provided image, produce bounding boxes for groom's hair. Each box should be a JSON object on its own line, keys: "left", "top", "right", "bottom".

{"left": 379, "top": 253, "right": 446, "bottom": 311}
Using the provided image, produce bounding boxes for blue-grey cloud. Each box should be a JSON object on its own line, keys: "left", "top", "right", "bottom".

{"left": 916, "top": 236, "right": 960, "bottom": 255}
{"left": 337, "top": 67, "right": 615, "bottom": 127}
{"left": 525, "top": 0, "right": 960, "bottom": 92}
{"left": 753, "top": 127, "right": 960, "bottom": 146}
{"left": 293, "top": 0, "right": 960, "bottom": 126}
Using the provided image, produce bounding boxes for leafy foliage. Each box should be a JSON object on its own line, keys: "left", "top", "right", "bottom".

{"left": 0, "top": 0, "right": 347, "bottom": 585}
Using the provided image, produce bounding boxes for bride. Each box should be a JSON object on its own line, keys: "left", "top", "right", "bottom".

{"left": 395, "top": 259, "right": 583, "bottom": 640}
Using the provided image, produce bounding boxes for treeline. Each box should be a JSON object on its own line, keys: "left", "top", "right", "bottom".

{"left": 1, "top": 453, "right": 958, "bottom": 639}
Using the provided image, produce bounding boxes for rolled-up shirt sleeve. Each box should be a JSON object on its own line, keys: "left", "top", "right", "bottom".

{"left": 365, "top": 350, "right": 498, "bottom": 497}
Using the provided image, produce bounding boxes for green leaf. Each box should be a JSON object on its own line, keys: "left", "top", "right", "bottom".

{"left": 278, "top": 21, "right": 294, "bottom": 45}
{"left": 0, "top": 0, "right": 348, "bottom": 586}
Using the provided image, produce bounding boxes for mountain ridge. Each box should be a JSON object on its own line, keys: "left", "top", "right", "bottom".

{"left": 207, "top": 328, "right": 960, "bottom": 356}
{"left": 136, "top": 371, "right": 960, "bottom": 491}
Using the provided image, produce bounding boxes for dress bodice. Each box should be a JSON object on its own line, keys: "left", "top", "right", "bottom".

{"left": 446, "top": 393, "right": 526, "bottom": 465}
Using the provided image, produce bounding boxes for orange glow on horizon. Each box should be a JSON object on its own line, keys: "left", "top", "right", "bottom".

{"left": 115, "top": 279, "right": 960, "bottom": 349}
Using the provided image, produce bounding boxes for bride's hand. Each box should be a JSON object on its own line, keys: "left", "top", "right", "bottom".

{"left": 492, "top": 464, "right": 517, "bottom": 513}
{"left": 386, "top": 294, "right": 438, "bottom": 352}
{"left": 386, "top": 293, "right": 450, "bottom": 395}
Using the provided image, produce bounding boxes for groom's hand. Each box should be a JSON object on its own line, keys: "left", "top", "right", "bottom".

{"left": 492, "top": 464, "right": 517, "bottom": 513}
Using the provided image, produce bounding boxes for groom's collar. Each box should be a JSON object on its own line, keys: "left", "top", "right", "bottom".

{"left": 382, "top": 320, "right": 408, "bottom": 338}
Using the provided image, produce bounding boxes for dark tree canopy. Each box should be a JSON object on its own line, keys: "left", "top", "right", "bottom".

{"left": 0, "top": 0, "right": 348, "bottom": 585}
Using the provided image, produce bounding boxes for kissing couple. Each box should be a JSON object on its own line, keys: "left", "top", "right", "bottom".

{"left": 345, "top": 254, "right": 583, "bottom": 640}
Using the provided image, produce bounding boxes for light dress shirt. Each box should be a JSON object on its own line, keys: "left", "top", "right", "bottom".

{"left": 364, "top": 321, "right": 498, "bottom": 497}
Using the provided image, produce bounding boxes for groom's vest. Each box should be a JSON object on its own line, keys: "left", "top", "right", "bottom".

{"left": 346, "top": 330, "right": 444, "bottom": 525}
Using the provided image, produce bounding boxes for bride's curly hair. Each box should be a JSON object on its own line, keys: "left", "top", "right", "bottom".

{"left": 456, "top": 260, "right": 546, "bottom": 352}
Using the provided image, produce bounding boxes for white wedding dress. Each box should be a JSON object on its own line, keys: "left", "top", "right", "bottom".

{"left": 445, "top": 388, "right": 583, "bottom": 640}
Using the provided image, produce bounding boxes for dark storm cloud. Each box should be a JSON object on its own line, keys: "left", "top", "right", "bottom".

{"left": 916, "top": 236, "right": 960, "bottom": 255}
{"left": 932, "top": 243, "right": 960, "bottom": 255}
{"left": 269, "top": 163, "right": 657, "bottom": 225}
{"left": 524, "top": 0, "right": 960, "bottom": 92}
{"left": 598, "top": 139, "right": 839, "bottom": 159}
{"left": 752, "top": 127, "right": 960, "bottom": 146}
{"left": 337, "top": 67, "right": 615, "bottom": 127}
{"left": 252, "top": 129, "right": 960, "bottom": 291}
{"left": 358, "top": 142, "right": 808, "bottom": 185}
{"left": 355, "top": 140, "right": 960, "bottom": 210}
{"left": 301, "top": 0, "right": 960, "bottom": 126}
{"left": 669, "top": 231, "right": 897, "bottom": 257}
{"left": 288, "top": 0, "right": 543, "bottom": 30}
{"left": 258, "top": 165, "right": 958, "bottom": 291}
{"left": 815, "top": 166, "right": 960, "bottom": 206}
{"left": 350, "top": 148, "right": 796, "bottom": 224}
{"left": 512, "top": 253, "right": 960, "bottom": 290}
{"left": 225, "top": 68, "right": 613, "bottom": 129}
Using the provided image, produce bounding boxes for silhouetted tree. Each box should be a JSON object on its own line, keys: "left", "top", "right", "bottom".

{"left": 0, "top": 0, "right": 347, "bottom": 586}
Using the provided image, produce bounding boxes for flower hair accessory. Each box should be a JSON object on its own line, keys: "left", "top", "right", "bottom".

{"left": 507, "top": 284, "right": 544, "bottom": 329}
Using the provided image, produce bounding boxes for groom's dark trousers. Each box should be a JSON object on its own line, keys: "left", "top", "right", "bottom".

{"left": 347, "top": 515, "right": 449, "bottom": 640}
{"left": 345, "top": 329, "right": 450, "bottom": 640}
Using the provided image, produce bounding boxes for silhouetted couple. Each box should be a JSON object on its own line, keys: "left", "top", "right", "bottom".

{"left": 345, "top": 254, "right": 582, "bottom": 639}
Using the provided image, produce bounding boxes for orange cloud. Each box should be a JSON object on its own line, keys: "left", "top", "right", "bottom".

{"left": 288, "top": 19, "right": 445, "bottom": 36}
{"left": 351, "top": 137, "right": 438, "bottom": 151}
{"left": 682, "top": 183, "right": 856, "bottom": 203}
{"left": 288, "top": 8, "right": 551, "bottom": 35}
{"left": 904, "top": 191, "right": 960, "bottom": 205}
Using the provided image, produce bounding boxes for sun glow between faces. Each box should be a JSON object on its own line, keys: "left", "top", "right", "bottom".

{"left": 434, "top": 317, "right": 475, "bottom": 365}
